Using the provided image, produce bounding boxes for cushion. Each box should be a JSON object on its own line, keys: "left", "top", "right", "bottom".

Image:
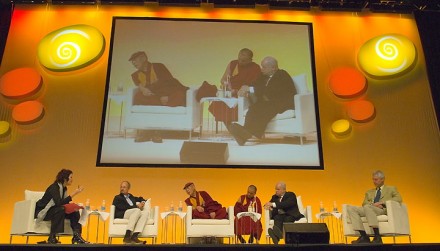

{"left": 191, "top": 219, "right": 231, "bottom": 225}
{"left": 25, "top": 190, "right": 45, "bottom": 201}
{"left": 272, "top": 110, "right": 295, "bottom": 120}
{"left": 113, "top": 218, "right": 155, "bottom": 225}
{"left": 196, "top": 81, "right": 217, "bottom": 102}
{"left": 131, "top": 105, "right": 186, "bottom": 114}
{"left": 292, "top": 74, "right": 309, "bottom": 94}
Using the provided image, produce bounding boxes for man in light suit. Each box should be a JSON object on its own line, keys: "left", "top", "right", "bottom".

{"left": 264, "top": 181, "right": 304, "bottom": 244}
{"left": 347, "top": 170, "right": 402, "bottom": 244}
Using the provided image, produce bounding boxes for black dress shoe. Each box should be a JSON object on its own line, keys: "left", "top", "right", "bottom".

{"left": 72, "top": 233, "right": 90, "bottom": 244}
{"left": 134, "top": 135, "right": 151, "bottom": 142}
{"left": 151, "top": 131, "right": 163, "bottom": 143}
{"left": 351, "top": 235, "right": 371, "bottom": 244}
{"left": 229, "top": 123, "right": 249, "bottom": 146}
{"left": 123, "top": 236, "right": 133, "bottom": 244}
{"left": 131, "top": 237, "right": 146, "bottom": 244}
{"left": 372, "top": 236, "right": 383, "bottom": 244}
{"left": 47, "top": 235, "right": 61, "bottom": 244}
{"left": 268, "top": 228, "right": 279, "bottom": 244}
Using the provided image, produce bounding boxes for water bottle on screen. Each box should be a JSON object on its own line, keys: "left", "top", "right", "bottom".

{"left": 85, "top": 199, "right": 90, "bottom": 211}
{"left": 101, "top": 200, "right": 106, "bottom": 211}
{"left": 320, "top": 201, "right": 325, "bottom": 213}
{"left": 178, "top": 201, "right": 183, "bottom": 212}
{"left": 170, "top": 201, "right": 174, "bottom": 212}
{"left": 333, "top": 201, "right": 338, "bottom": 212}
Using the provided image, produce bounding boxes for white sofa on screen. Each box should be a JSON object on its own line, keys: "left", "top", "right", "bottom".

{"left": 264, "top": 195, "right": 313, "bottom": 244}
{"left": 107, "top": 204, "right": 159, "bottom": 244}
{"left": 124, "top": 87, "right": 200, "bottom": 139}
{"left": 185, "top": 205, "right": 235, "bottom": 244}
{"left": 238, "top": 74, "right": 317, "bottom": 145}
{"left": 342, "top": 201, "right": 411, "bottom": 243}
{"left": 10, "top": 190, "right": 73, "bottom": 244}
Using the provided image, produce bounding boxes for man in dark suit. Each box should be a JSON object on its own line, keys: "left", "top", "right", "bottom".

{"left": 112, "top": 181, "right": 150, "bottom": 244}
{"left": 227, "top": 56, "right": 297, "bottom": 146}
{"left": 264, "top": 181, "right": 304, "bottom": 244}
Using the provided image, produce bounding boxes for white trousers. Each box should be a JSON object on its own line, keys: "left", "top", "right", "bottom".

{"left": 347, "top": 204, "right": 386, "bottom": 231}
{"left": 123, "top": 207, "right": 150, "bottom": 233}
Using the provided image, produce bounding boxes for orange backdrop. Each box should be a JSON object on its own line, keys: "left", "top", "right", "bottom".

{"left": 0, "top": 4, "right": 439, "bottom": 244}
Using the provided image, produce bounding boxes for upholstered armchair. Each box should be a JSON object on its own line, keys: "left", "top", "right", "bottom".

{"left": 10, "top": 190, "right": 73, "bottom": 244}
{"left": 107, "top": 204, "right": 159, "bottom": 244}
{"left": 264, "top": 196, "right": 313, "bottom": 244}
{"left": 237, "top": 74, "right": 317, "bottom": 145}
{"left": 124, "top": 87, "right": 200, "bottom": 139}
{"left": 185, "top": 205, "right": 235, "bottom": 244}
{"left": 342, "top": 201, "right": 411, "bottom": 243}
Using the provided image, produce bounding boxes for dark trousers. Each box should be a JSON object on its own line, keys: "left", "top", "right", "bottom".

{"left": 273, "top": 214, "right": 296, "bottom": 239}
{"left": 44, "top": 206, "right": 81, "bottom": 234}
{"left": 244, "top": 101, "right": 281, "bottom": 138}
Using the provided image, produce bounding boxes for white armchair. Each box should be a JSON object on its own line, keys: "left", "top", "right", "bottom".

{"left": 124, "top": 87, "right": 201, "bottom": 139}
{"left": 10, "top": 190, "right": 73, "bottom": 244}
{"left": 238, "top": 74, "right": 317, "bottom": 145}
{"left": 107, "top": 204, "right": 159, "bottom": 244}
{"left": 185, "top": 205, "right": 235, "bottom": 244}
{"left": 342, "top": 201, "right": 411, "bottom": 243}
{"left": 264, "top": 195, "right": 312, "bottom": 244}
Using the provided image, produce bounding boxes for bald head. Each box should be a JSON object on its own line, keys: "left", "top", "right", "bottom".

{"left": 261, "top": 56, "right": 278, "bottom": 76}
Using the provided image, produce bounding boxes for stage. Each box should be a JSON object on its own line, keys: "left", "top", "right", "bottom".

{"left": 1, "top": 243, "right": 440, "bottom": 251}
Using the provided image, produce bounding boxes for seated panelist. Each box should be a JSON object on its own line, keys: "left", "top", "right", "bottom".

{"left": 183, "top": 182, "right": 227, "bottom": 219}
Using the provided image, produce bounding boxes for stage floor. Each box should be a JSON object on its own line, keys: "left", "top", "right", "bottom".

{"left": 1, "top": 243, "right": 440, "bottom": 251}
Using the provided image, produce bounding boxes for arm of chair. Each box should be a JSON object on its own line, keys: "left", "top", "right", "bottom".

{"left": 385, "top": 200, "right": 410, "bottom": 234}
{"left": 187, "top": 88, "right": 201, "bottom": 126}
{"left": 227, "top": 206, "right": 234, "bottom": 221}
{"left": 10, "top": 200, "right": 35, "bottom": 234}
{"left": 186, "top": 206, "right": 193, "bottom": 227}
{"left": 151, "top": 206, "right": 159, "bottom": 225}
{"left": 293, "top": 93, "right": 316, "bottom": 133}
{"left": 305, "top": 205, "right": 313, "bottom": 223}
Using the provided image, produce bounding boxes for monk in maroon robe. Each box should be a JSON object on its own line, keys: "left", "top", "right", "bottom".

{"left": 208, "top": 48, "right": 261, "bottom": 124}
{"left": 183, "top": 182, "right": 227, "bottom": 219}
{"left": 234, "top": 185, "right": 262, "bottom": 244}
{"left": 129, "top": 51, "right": 188, "bottom": 107}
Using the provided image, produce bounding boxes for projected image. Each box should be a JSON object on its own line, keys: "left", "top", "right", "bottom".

{"left": 97, "top": 17, "right": 322, "bottom": 168}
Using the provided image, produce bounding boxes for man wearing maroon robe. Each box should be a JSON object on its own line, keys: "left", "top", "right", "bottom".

{"left": 208, "top": 48, "right": 261, "bottom": 124}
{"left": 183, "top": 182, "right": 227, "bottom": 219}
{"left": 129, "top": 51, "right": 188, "bottom": 107}
{"left": 234, "top": 185, "right": 263, "bottom": 244}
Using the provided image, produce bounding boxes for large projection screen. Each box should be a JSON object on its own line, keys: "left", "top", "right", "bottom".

{"left": 97, "top": 17, "right": 323, "bottom": 169}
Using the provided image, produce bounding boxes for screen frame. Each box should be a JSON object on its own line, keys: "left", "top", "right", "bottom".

{"left": 97, "top": 16, "right": 323, "bottom": 169}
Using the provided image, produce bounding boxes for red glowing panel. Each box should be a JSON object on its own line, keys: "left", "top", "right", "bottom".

{"left": 329, "top": 67, "right": 367, "bottom": 98}
{"left": 12, "top": 101, "right": 45, "bottom": 124}
{"left": 347, "top": 100, "right": 375, "bottom": 123}
{"left": 0, "top": 68, "right": 42, "bottom": 99}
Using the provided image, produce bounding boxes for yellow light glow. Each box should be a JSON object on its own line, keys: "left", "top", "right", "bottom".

{"left": 37, "top": 24, "right": 105, "bottom": 71}
{"left": 0, "top": 121, "right": 10, "bottom": 136}
{"left": 331, "top": 119, "right": 352, "bottom": 136}
{"left": 358, "top": 34, "right": 417, "bottom": 78}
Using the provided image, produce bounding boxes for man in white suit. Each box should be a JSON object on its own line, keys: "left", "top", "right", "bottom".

{"left": 347, "top": 170, "right": 402, "bottom": 244}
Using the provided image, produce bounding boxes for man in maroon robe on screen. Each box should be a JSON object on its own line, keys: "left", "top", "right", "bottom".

{"left": 183, "top": 182, "right": 227, "bottom": 219}
{"left": 129, "top": 51, "right": 188, "bottom": 107}
{"left": 234, "top": 185, "right": 262, "bottom": 244}
{"left": 129, "top": 51, "right": 189, "bottom": 142}
{"left": 207, "top": 48, "right": 261, "bottom": 125}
